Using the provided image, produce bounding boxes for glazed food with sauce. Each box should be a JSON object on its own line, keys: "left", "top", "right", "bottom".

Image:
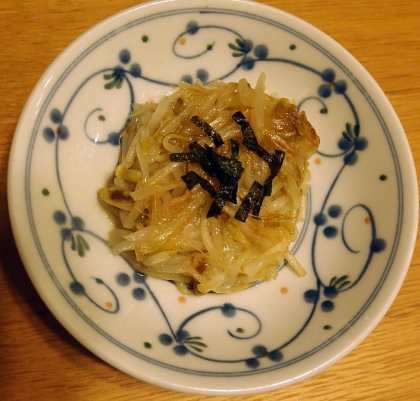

{"left": 99, "top": 73, "right": 320, "bottom": 294}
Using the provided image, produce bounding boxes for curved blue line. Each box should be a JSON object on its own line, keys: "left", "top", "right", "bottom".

{"left": 177, "top": 305, "right": 263, "bottom": 363}
{"left": 22, "top": 6, "right": 405, "bottom": 377}
{"left": 60, "top": 230, "right": 119, "bottom": 314}
{"left": 172, "top": 25, "right": 245, "bottom": 59}
{"left": 278, "top": 279, "right": 321, "bottom": 350}
{"left": 341, "top": 205, "right": 377, "bottom": 290}
{"left": 311, "top": 163, "right": 347, "bottom": 287}
{"left": 297, "top": 96, "right": 328, "bottom": 114}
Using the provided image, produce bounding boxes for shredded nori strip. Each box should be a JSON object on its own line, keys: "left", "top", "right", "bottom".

{"left": 170, "top": 142, "right": 211, "bottom": 171}
{"left": 204, "top": 144, "right": 243, "bottom": 180}
{"left": 232, "top": 111, "right": 271, "bottom": 164}
{"left": 170, "top": 112, "right": 285, "bottom": 221}
{"left": 204, "top": 144, "right": 243, "bottom": 216}
{"left": 230, "top": 139, "right": 240, "bottom": 160}
{"left": 207, "top": 185, "right": 233, "bottom": 217}
{"left": 181, "top": 171, "right": 217, "bottom": 197}
{"left": 172, "top": 142, "right": 244, "bottom": 179}
{"left": 263, "top": 149, "right": 285, "bottom": 196}
{"left": 207, "top": 173, "right": 241, "bottom": 217}
{"left": 169, "top": 152, "right": 197, "bottom": 163}
{"left": 234, "top": 181, "right": 265, "bottom": 222}
{"left": 232, "top": 111, "right": 286, "bottom": 204}
{"left": 171, "top": 140, "right": 244, "bottom": 218}
{"left": 190, "top": 116, "right": 224, "bottom": 148}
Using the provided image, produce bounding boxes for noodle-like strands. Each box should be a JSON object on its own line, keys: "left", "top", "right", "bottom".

{"left": 99, "top": 74, "right": 319, "bottom": 294}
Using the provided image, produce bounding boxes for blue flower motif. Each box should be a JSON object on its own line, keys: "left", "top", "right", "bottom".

{"left": 321, "top": 300, "right": 335, "bottom": 312}
{"left": 323, "top": 225, "right": 338, "bottom": 238}
{"left": 304, "top": 289, "right": 318, "bottom": 304}
{"left": 181, "top": 74, "right": 193, "bottom": 84}
{"left": 344, "top": 151, "right": 358, "bottom": 165}
{"left": 104, "top": 67, "right": 126, "bottom": 89}
{"left": 116, "top": 272, "right": 131, "bottom": 286}
{"left": 328, "top": 205, "right": 342, "bottom": 218}
{"left": 196, "top": 68, "right": 209, "bottom": 82}
{"left": 337, "top": 122, "right": 368, "bottom": 165}
{"left": 57, "top": 125, "right": 69, "bottom": 140}
{"left": 321, "top": 68, "right": 336, "bottom": 82}
{"left": 329, "top": 275, "right": 351, "bottom": 291}
{"left": 107, "top": 132, "right": 121, "bottom": 146}
{"left": 129, "top": 63, "right": 141, "bottom": 78}
{"left": 72, "top": 216, "right": 85, "bottom": 230}
{"left": 244, "top": 345, "right": 283, "bottom": 368}
{"left": 240, "top": 56, "right": 255, "bottom": 70}
{"left": 313, "top": 212, "right": 327, "bottom": 226}
{"left": 176, "top": 329, "right": 190, "bottom": 342}
{"left": 252, "top": 345, "right": 267, "bottom": 357}
{"left": 43, "top": 127, "right": 55, "bottom": 142}
{"left": 132, "top": 287, "right": 146, "bottom": 300}
{"left": 173, "top": 345, "right": 188, "bottom": 355}
{"left": 186, "top": 20, "right": 199, "bottom": 35}
{"left": 254, "top": 44, "right": 268, "bottom": 60}
{"left": 71, "top": 233, "right": 90, "bottom": 257}
{"left": 324, "top": 286, "right": 339, "bottom": 299}
{"left": 334, "top": 80, "right": 347, "bottom": 94}
{"left": 70, "top": 281, "right": 85, "bottom": 295}
{"left": 318, "top": 84, "right": 332, "bottom": 98}
{"left": 268, "top": 349, "right": 283, "bottom": 362}
{"left": 159, "top": 333, "right": 173, "bottom": 345}
{"left": 221, "top": 303, "right": 236, "bottom": 317}
{"left": 119, "top": 49, "right": 131, "bottom": 64}
{"left": 370, "top": 238, "right": 386, "bottom": 253}
{"left": 42, "top": 109, "right": 71, "bottom": 142}
{"left": 61, "top": 228, "right": 72, "bottom": 241}
{"left": 183, "top": 336, "right": 207, "bottom": 353}
{"left": 50, "top": 108, "right": 62, "bottom": 123}
{"left": 159, "top": 329, "right": 207, "bottom": 356}
{"left": 318, "top": 68, "right": 348, "bottom": 98}
{"left": 53, "top": 210, "right": 67, "bottom": 225}
{"left": 229, "top": 38, "right": 253, "bottom": 57}
{"left": 245, "top": 358, "right": 260, "bottom": 368}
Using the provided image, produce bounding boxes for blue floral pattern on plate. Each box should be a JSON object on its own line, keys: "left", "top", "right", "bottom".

{"left": 10, "top": 0, "right": 416, "bottom": 395}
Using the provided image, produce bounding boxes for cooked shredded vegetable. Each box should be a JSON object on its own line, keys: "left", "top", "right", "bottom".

{"left": 98, "top": 73, "right": 319, "bottom": 294}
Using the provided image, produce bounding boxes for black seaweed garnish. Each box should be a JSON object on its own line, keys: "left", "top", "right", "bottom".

{"left": 181, "top": 171, "right": 217, "bottom": 197}
{"left": 169, "top": 152, "right": 198, "bottom": 163}
{"left": 263, "top": 149, "right": 285, "bottom": 196}
{"left": 170, "top": 113, "right": 285, "bottom": 221}
{"left": 234, "top": 181, "right": 265, "bottom": 222}
{"left": 232, "top": 111, "right": 271, "bottom": 164}
{"left": 204, "top": 144, "right": 244, "bottom": 181}
{"left": 171, "top": 140, "right": 244, "bottom": 218}
{"left": 232, "top": 111, "right": 285, "bottom": 198}
{"left": 171, "top": 142, "right": 243, "bottom": 181}
{"left": 230, "top": 139, "right": 240, "bottom": 160}
{"left": 207, "top": 173, "right": 239, "bottom": 218}
{"left": 190, "top": 116, "right": 224, "bottom": 148}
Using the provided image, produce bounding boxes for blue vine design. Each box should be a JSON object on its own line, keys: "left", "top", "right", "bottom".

{"left": 40, "top": 18, "right": 388, "bottom": 370}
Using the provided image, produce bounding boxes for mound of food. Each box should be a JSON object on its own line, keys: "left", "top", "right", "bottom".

{"left": 99, "top": 73, "right": 319, "bottom": 294}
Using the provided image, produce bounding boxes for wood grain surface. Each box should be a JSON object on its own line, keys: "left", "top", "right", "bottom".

{"left": 1, "top": 1, "right": 419, "bottom": 400}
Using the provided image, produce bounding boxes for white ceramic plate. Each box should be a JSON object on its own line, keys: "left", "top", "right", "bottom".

{"left": 8, "top": 0, "right": 418, "bottom": 395}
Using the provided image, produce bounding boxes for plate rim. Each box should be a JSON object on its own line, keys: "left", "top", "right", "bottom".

{"left": 7, "top": 0, "right": 419, "bottom": 395}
